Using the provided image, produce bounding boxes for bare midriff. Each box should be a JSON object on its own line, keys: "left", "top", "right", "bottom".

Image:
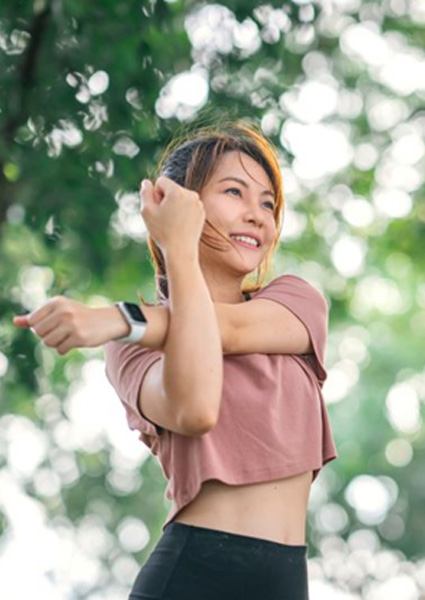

{"left": 173, "top": 470, "right": 313, "bottom": 546}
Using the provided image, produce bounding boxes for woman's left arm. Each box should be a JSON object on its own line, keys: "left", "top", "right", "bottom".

{"left": 137, "top": 300, "right": 312, "bottom": 356}
{"left": 11, "top": 298, "right": 236, "bottom": 355}
{"left": 12, "top": 299, "right": 133, "bottom": 355}
{"left": 13, "top": 294, "right": 310, "bottom": 357}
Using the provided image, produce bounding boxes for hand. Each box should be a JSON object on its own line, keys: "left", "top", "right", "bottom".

{"left": 140, "top": 175, "right": 206, "bottom": 256}
{"left": 12, "top": 297, "right": 126, "bottom": 355}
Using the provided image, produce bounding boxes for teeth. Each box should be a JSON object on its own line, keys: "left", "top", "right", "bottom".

{"left": 231, "top": 235, "right": 259, "bottom": 247}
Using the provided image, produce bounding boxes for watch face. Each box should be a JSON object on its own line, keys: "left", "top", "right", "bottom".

{"left": 123, "top": 302, "right": 147, "bottom": 323}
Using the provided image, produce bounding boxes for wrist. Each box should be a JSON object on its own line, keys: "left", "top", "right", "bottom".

{"left": 163, "top": 245, "right": 199, "bottom": 266}
{"left": 100, "top": 305, "right": 131, "bottom": 341}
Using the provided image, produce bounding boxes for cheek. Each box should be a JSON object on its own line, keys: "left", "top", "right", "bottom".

{"left": 265, "top": 221, "right": 277, "bottom": 245}
{"left": 204, "top": 197, "right": 236, "bottom": 225}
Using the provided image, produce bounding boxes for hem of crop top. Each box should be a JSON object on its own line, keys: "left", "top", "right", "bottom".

{"left": 161, "top": 454, "right": 338, "bottom": 531}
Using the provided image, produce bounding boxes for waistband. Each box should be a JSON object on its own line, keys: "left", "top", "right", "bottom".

{"left": 163, "top": 521, "right": 308, "bottom": 555}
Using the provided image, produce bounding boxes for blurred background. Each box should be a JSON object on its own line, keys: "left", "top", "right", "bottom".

{"left": 1, "top": 0, "right": 424, "bottom": 598}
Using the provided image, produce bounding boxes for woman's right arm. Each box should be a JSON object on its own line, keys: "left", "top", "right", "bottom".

{"left": 104, "top": 270, "right": 230, "bottom": 437}
{"left": 133, "top": 175, "right": 224, "bottom": 435}
{"left": 159, "top": 248, "right": 223, "bottom": 434}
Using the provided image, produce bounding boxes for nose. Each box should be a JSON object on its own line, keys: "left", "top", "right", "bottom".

{"left": 243, "top": 202, "right": 266, "bottom": 227}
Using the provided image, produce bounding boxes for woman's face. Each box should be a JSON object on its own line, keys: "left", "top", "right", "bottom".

{"left": 199, "top": 150, "right": 277, "bottom": 274}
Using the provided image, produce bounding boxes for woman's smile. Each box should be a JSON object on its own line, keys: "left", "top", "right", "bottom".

{"left": 231, "top": 237, "right": 261, "bottom": 250}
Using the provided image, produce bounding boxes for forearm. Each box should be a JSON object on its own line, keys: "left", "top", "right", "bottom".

{"left": 161, "top": 251, "right": 223, "bottom": 429}
{"left": 105, "top": 296, "right": 233, "bottom": 354}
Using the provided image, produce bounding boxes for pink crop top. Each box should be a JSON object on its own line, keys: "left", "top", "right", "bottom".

{"left": 104, "top": 273, "right": 338, "bottom": 531}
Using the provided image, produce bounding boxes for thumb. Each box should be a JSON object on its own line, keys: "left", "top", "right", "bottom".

{"left": 144, "top": 178, "right": 166, "bottom": 205}
{"left": 13, "top": 314, "right": 30, "bottom": 328}
{"left": 151, "top": 180, "right": 165, "bottom": 205}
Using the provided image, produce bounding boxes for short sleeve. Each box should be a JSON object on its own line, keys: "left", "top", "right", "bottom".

{"left": 103, "top": 339, "right": 165, "bottom": 445}
{"left": 252, "top": 274, "right": 329, "bottom": 387}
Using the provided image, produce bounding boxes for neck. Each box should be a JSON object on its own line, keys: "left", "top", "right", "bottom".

{"left": 200, "top": 267, "right": 248, "bottom": 304}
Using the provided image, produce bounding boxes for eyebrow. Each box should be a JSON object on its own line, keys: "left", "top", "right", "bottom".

{"left": 217, "top": 176, "right": 275, "bottom": 201}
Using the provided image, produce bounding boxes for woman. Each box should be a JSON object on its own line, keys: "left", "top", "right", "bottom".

{"left": 14, "top": 119, "right": 338, "bottom": 599}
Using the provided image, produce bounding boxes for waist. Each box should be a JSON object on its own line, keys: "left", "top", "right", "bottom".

{"left": 173, "top": 471, "right": 313, "bottom": 546}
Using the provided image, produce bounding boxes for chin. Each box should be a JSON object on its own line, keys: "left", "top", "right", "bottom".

{"left": 229, "top": 259, "right": 262, "bottom": 275}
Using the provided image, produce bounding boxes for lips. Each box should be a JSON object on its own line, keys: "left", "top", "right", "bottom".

{"left": 231, "top": 238, "right": 260, "bottom": 250}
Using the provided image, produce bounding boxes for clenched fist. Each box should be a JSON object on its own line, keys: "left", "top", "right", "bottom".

{"left": 12, "top": 296, "right": 128, "bottom": 355}
{"left": 140, "top": 176, "right": 206, "bottom": 257}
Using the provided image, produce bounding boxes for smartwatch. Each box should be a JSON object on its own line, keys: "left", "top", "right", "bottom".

{"left": 114, "top": 302, "right": 148, "bottom": 343}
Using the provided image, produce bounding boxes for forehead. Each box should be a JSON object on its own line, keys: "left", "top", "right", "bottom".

{"left": 210, "top": 151, "right": 272, "bottom": 189}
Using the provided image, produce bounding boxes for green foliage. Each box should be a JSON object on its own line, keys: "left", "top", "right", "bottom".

{"left": 1, "top": 0, "right": 424, "bottom": 596}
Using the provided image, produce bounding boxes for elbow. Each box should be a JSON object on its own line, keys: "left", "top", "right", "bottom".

{"left": 180, "top": 408, "right": 218, "bottom": 437}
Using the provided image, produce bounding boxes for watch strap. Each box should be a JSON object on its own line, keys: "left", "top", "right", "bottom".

{"left": 114, "top": 302, "right": 148, "bottom": 343}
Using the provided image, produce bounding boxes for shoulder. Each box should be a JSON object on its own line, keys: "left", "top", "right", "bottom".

{"left": 254, "top": 273, "right": 328, "bottom": 309}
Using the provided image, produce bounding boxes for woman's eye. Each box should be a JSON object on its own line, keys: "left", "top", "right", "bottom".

{"left": 225, "top": 188, "right": 275, "bottom": 211}
{"left": 225, "top": 187, "right": 241, "bottom": 196}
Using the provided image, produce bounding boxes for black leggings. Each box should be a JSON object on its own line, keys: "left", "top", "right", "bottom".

{"left": 129, "top": 522, "right": 309, "bottom": 600}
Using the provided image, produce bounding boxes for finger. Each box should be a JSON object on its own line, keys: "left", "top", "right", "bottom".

{"left": 152, "top": 175, "right": 178, "bottom": 201}
{"left": 56, "top": 334, "right": 75, "bottom": 355}
{"left": 152, "top": 181, "right": 165, "bottom": 205}
{"left": 30, "top": 312, "right": 63, "bottom": 338}
{"left": 155, "top": 175, "right": 176, "bottom": 191}
{"left": 43, "top": 326, "right": 70, "bottom": 349}
{"left": 13, "top": 315, "right": 30, "bottom": 327}
{"left": 140, "top": 179, "right": 155, "bottom": 209}
{"left": 26, "top": 297, "right": 60, "bottom": 327}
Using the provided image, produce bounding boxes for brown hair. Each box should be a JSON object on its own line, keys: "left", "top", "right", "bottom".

{"left": 138, "top": 117, "right": 285, "bottom": 306}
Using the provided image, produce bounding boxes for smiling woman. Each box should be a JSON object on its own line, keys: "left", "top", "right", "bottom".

{"left": 102, "top": 117, "right": 337, "bottom": 600}
{"left": 193, "top": 149, "right": 280, "bottom": 302}
{"left": 138, "top": 119, "right": 285, "bottom": 306}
